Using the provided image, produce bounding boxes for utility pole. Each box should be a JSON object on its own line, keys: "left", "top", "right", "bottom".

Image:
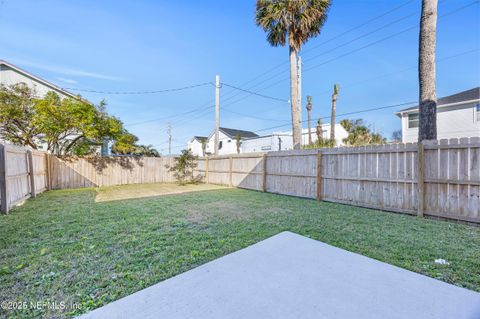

{"left": 214, "top": 75, "right": 220, "bottom": 155}
{"left": 167, "top": 122, "right": 172, "bottom": 156}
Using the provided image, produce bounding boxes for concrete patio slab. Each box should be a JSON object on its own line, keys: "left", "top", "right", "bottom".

{"left": 78, "top": 231, "right": 480, "bottom": 319}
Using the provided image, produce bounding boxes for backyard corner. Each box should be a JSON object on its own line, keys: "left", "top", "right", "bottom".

{"left": 0, "top": 184, "right": 479, "bottom": 318}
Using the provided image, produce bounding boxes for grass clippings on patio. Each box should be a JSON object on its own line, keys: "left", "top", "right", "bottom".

{"left": 0, "top": 185, "right": 479, "bottom": 318}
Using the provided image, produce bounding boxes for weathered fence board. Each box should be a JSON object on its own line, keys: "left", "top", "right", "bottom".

{"left": 198, "top": 138, "right": 479, "bottom": 224}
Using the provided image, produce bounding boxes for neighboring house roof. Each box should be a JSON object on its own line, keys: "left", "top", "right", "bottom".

{"left": 0, "top": 59, "right": 78, "bottom": 99}
{"left": 396, "top": 87, "right": 480, "bottom": 116}
{"left": 190, "top": 136, "right": 207, "bottom": 142}
{"left": 218, "top": 127, "right": 259, "bottom": 139}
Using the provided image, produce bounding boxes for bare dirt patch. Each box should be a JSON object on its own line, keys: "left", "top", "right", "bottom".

{"left": 95, "top": 183, "right": 226, "bottom": 202}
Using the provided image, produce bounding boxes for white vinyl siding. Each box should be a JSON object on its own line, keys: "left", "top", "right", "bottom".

{"left": 401, "top": 102, "right": 480, "bottom": 142}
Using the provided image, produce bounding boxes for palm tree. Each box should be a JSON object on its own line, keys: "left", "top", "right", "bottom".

{"left": 330, "top": 84, "right": 339, "bottom": 145}
{"left": 316, "top": 118, "right": 323, "bottom": 144}
{"left": 200, "top": 138, "right": 207, "bottom": 157}
{"left": 418, "top": 0, "right": 438, "bottom": 141}
{"left": 256, "top": 0, "right": 331, "bottom": 149}
{"left": 306, "top": 95, "right": 313, "bottom": 145}
{"left": 235, "top": 134, "right": 242, "bottom": 154}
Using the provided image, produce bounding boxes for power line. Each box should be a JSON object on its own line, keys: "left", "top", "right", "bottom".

{"left": 253, "top": 101, "right": 417, "bottom": 134}
{"left": 217, "top": 0, "right": 417, "bottom": 104}
{"left": 125, "top": 1, "right": 475, "bottom": 136}
{"left": 216, "top": 48, "right": 478, "bottom": 123}
{"left": 219, "top": 1, "right": 477, "bottom": 111}
{"left": 314, "top": 48, "right": 480, "bottom": 97}
{"left": 221, "top": 108, "right": 289, "bottom": 122}
{"left": 302, "top": 0, "right": 416, "bottom": 55}
{"left": 220, "top": 82, "right": 289, "bottom": 103}
{"left": 126, "top": 103, "right": 214, "bottom": 126}
{"left": 63, "top": 82, "right": 213, "bottom": 95}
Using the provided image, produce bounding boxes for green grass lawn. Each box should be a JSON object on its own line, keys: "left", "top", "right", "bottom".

{"left": 1, "top": 185, "right": 479, "bottom": 318}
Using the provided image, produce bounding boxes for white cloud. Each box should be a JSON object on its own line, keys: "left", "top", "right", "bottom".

{"left": 11, "top": 58, "right": 124, "bottom": 81}
{"left": 57, "top": 77, "right": 78, "bottom": 84}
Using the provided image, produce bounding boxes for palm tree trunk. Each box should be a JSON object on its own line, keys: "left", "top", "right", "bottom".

{"left": 418, "top": 0, "right": 438, "bottom": 142}
{"left": 330, "top": 94, "right": 337, "bottom": 145}
{"left": 289, "top": 45, "right": 301, "bottom": 149}
{"left": 307, "top": 110, "right": 312, "bottom": 145}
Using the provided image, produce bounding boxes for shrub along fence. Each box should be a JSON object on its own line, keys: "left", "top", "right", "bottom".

{"left": 196, "top": 137, "right": 480, "bottom": 224}
{"left": 1, "top": 138, "right": 479, "bottom": 224}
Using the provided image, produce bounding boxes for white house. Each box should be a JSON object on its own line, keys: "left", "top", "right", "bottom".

{"left": 188, "top": 127, "right": 259, "bottom": 156}
{"left": 206, "top": 127, "right": 259, "bottom": 155}
{"left": 396, "top": 87, "right": 480, "bottom": 143}
{"left": 189, "top": 123, "right": 349, "bottom": 155}
{"left": 242, "top": 124, "right": 348, "bottom": 153}
{"left": 187, "top": 136, "right": 207, "bottom": 156}
{"left": 0, "top": 60, "right": 77, "bottom": 99}
{"left": 242, "top": 133, "right": 293, "bottom": 153}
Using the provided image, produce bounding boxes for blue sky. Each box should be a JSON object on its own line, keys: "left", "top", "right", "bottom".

{"left": 1, "top": 0, "right": 479, "bottom": 153}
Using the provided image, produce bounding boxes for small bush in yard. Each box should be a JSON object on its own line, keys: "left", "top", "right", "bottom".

{"left": 166, "top": 149, "right": 201, "bottom": 185}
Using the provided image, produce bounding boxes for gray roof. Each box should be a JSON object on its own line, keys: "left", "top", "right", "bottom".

{"left": 219, "top": 127, "right": 259, "bottom": 139}
{"left": 192, "top": 136, "right": 207, "bottom": 141}
{"left": 398, "top": 87, "right": 480, "bottom": 114}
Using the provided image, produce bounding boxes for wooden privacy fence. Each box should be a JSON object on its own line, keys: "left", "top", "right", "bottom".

{"left": 0, "top": 144, "right": 49, "bottom": 213}
{"left": 48, "top": 156, "right": 175, "bottom": 189}
{"left": 0, "top": 144, "right": 176, "bottom": 213}
{"left": 196, "top": 137, "right": 480, "bottom": 224}
{"left": 1, "top": 138, "right": 479, "bottom": 224}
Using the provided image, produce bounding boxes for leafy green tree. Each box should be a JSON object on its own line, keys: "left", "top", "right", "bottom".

{"left": 256, "top": 0, "right": 331, "bottom": 149}
{"left": 0, "top": 83, "right": 41, "bottom": 149}
{"left": 166, "top": 149, "right": 199, "bottom": 185}
{"left": 0, "top": 83, "right": 138, "bottom": 156}
{"left": 111, "top": 132, "right": 138, "bottom": 155}
{"left": 134, "top": 144, "right": 160, "bottom": 157}
{"left": 340, "top": 119, "right": 386, "bottom": 146}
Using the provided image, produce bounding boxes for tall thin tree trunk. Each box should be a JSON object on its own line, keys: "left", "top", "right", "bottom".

{"left": 330, "top": 93, "right": 337, "bottom": 145}
{"left": 418, "top": 0, "right": 438, "bottom": 142}
{"left": 289, "top": 45, "right": 301, "bottom": 149}
{"left": 307, "top": 109, "right": 312, "bottom": 145}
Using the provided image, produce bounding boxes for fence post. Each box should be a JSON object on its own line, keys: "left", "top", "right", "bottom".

{"left": 45, "top": 153, "right": 52, "bottom": 190}
{"left": 316, "top": 151, "right": 322, "bottom": 201}
{"left": 0, "top": 144, "right": 9, "bottom": 213}
{"left": 417, "top": 141, "right": 425, "bottom": 217}
{"left": 205, "top": 157, "right": 209, "bottom": 184}
{"left": 262, "top": 153, "right": 267, "bottom": 192}
{"left": 27, "top": 150, "right": 36, "bottom": 198}
{"left": 229, "top": 156, "right": 233, "bottom": 187}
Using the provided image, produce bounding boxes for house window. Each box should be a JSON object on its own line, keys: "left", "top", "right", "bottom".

{"left": 408, "top": 113, "right": 419, "bottom": 128}
{"left": 476, "top": 103, "right": 480, "bottom": 122}
{"left": 219, "top": 141, "right": 223, "bottom": 150}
